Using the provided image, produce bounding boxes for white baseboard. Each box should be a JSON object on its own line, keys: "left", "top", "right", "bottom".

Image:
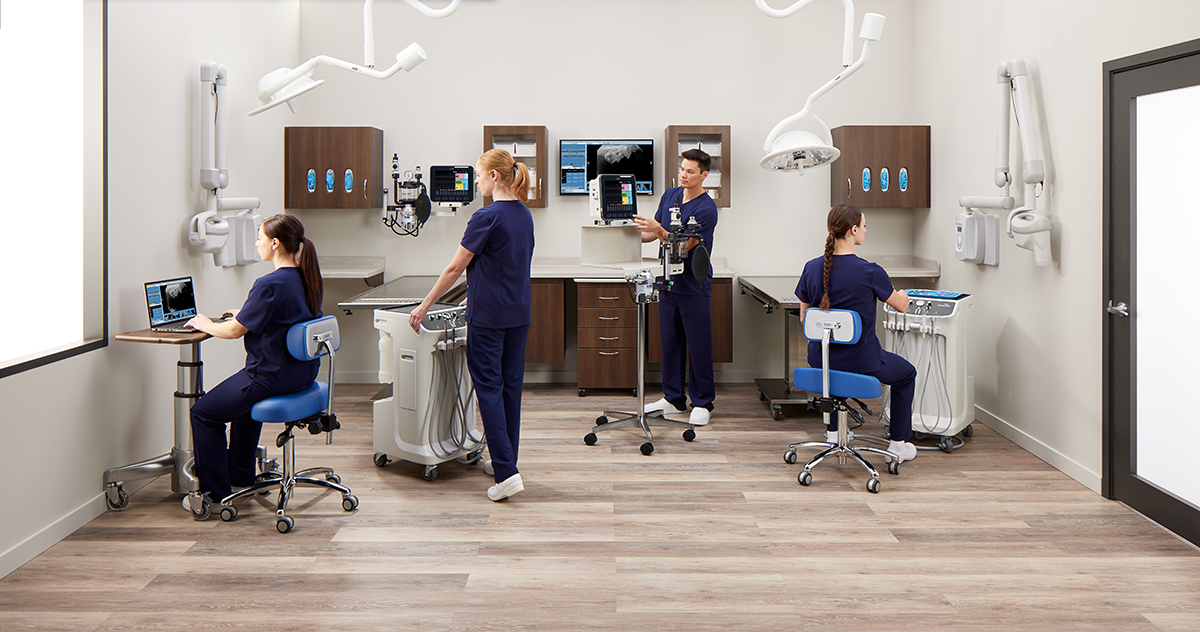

{"left": 974, "top": 405, "right": 1102, "bottom": 493}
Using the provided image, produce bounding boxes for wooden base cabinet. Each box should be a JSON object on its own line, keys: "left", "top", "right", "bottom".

{"left": 577, "top": 282, "right": 638, "bottom": 392}
{"left": 648, "top": 278, "right": 734, "bottom": 364}
{"left": 525, "top": 279, "right": 565, "bottom": 363}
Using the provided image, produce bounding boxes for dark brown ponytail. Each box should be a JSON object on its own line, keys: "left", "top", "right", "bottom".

{"left": 820, "top": 204, "right": 864, "bottom": 311}
{"left": 263, "top": 214, "right": 323, "bottom": 316}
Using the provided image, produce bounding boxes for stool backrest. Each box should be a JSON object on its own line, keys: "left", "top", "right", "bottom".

{"left": 286, "top": 315, "right": 340, "bottom": 361}
{"left": 802, "top": 309, "right": 862, "bottom": 345}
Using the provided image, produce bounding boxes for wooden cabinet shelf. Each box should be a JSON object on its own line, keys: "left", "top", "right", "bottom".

{"left": 665, "top": 125, "right": 731, "bottom": 208}
{"left": 483, "top": 125, "right": 547, "bottom": 208}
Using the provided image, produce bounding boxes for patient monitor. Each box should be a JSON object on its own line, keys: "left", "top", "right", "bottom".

{"left": 589, "top": 174, "right": 637, "bottom": 225}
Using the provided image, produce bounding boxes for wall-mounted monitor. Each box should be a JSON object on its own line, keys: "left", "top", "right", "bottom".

{"left": 560, "top": 139, "right": 653, "bottom": 196}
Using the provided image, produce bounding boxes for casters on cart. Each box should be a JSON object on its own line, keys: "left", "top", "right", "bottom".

{"left": 422, "top": 465, "right": 439, "bottom": 482}
{"left": 373, "top": 452, "right": 390, "bottom": 467}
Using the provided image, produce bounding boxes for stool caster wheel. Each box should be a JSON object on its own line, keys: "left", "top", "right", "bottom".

{"left": 596, "top": 416, "right": 608, "bottom": 425}
{"left": 640, "top": 442, "right": 654, "bottom": 456}
{"left": 683, "top": 428, "right": 696, "bottom": 442}
{"left": 186, "top": 493, "right": 211, "bottom": 521}
{"left": 342, "top": 495, "right": 359, "bottom": 511}
{"left": 327, "top": 474, "right": 341, "bottom": 485}
{"left": 373, "top": 452, "right": 390, "bottom": 467}
{"left": 422, "top": 466, "right": 439, "bottom": 482}
{"left": 888, "top": 460, "right": 900, "bottom": 475}
{"left": 784, "top": 450, "right": 797, "bottom": 465}
{"left": 220, "top": 505, "right": 238, "bottom": 522}
{"left": 798, "top": 471, "right": 812, "bottom": 486}
{"left": 584, "top": 433, "right": 598, "bottom": 446}
{"left": 105, "top": 486, "right": 129, "bottom": 511}
{"left": 962, "top": 424, "right": 974, "bottom": 438}
{"left": 578, "top": 389, "right": 586, "bottom": 397}
{"left": 867, "top": 478, "right": 881, "bottom": 494}
{"left": 276, "top": 516, "right": 294, "bottom": 533}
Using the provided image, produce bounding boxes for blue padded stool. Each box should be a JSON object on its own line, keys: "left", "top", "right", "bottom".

{"left": 784, "top": 309, "right": 899, "bottom": 493}
{"left": 218, "top": 315, "right": 359, "bottom": 532}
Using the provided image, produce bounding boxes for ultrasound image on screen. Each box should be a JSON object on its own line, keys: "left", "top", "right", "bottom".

{"left": 162, "top": 282, "right": 195, "bottom": 315}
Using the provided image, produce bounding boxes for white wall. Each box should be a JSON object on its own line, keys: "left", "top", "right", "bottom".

{"left": 0, "top": 0, "right": 299, "bottom": 579}
{"left": 289, "top": 0, "right": 918, "bottom": 383}
{"left": 911, "top": 0, "right": 1200, "bottom": 491}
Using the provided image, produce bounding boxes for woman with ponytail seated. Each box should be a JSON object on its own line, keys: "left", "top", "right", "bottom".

{"left": 186, "top": 214, "right": 325, "bottom": 504}
{"left": 795, "top": 205, "right": 919, "bottom": 462}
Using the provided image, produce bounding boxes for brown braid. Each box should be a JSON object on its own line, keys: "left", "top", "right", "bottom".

{"left": 820, "top": 204, "right": 864, "bottom": 311}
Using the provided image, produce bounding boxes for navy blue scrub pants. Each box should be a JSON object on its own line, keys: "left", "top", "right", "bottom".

{"left": 816, "top": 350, "right": 917, "bottom": 441}
{"left": 190, "top": 369, "right": 310, "bottom": 501}
{"left": 658, "top": 290, "right": 715, "bottom": 411}
{"left": 466, "top": 323, "right": 529, "bottom": 483}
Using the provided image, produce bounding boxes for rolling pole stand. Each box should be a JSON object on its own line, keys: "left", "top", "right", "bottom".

{"left": 104, "top": 340, "right": 205, "bottom": 511}
{"left": 583, "top": 271, "right": 696, "bottom": 456}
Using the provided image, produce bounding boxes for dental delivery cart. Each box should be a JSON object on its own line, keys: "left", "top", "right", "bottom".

{"left": 881, "top": 290, "right": 976, "bottom": 452}
{"left": 372, "top": 303, "right": 484, "bottom": 480}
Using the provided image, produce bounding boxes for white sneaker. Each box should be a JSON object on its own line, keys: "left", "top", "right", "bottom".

{"left": 482, "top": 460, "right": 494, "bottom": 476}
{"left": 689, "top": 407, "right": 711, "bottom": 426}
{"left": 888, "top": 440, "right": 918, "bottom": 463}
{"left": 644, "top": 397, "right": 686, "bottom": 415}
{"left": 487, "top": 473, "right": 524, "bottom": 502}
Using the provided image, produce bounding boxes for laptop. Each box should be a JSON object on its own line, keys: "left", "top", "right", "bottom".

{"left": 144, "top": 276, "right": 199, "bottom": 332}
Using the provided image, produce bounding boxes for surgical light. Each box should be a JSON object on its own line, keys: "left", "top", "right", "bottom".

{"left": 755, "top": 0, "right": 885, "bottom": 173}
{"left": 250, "top": 0, "right": 459, "bottom": 116}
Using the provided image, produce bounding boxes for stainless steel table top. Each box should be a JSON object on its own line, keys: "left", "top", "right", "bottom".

{"left": 337, "top": 275, "right": 466, "bottom": 312}
{"left": 739, "top": 276, "right": 804, "bottom": 312}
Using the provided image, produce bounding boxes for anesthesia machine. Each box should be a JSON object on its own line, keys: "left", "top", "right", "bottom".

{"left": 383, "top": 158, "right": 475, "bottom": 237}
{"left": 372, "top": 303, "right": 484, "bottom": 481}
{"left": 881, "top": 290, "right": 976, "bottom": 452}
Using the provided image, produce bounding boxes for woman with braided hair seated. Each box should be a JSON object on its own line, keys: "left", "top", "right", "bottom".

{"left": 795, "top": 204, "right": 919, "bottom": 462}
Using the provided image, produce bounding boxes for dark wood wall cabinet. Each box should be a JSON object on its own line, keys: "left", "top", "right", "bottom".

{"left": 525, "top": 279, "right": 565, "bottom": 363}
{"left": 665, "top": 125, "right": 731, "bottom": 208}
{"left": 647, "top": 278, "right": 734, "bottom": 364}
{"left": 830, "top": 125, "right": 930, "bottom": 208}
{"left": 482, "top": 125, "right": 547, "bottom": 208}
{"left": 285, "top": 127, "right": 383, "bottom": 209}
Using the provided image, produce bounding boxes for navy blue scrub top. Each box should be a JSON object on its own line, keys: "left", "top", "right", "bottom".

{"left": 653, "top": 187, "right": 717, "bottom": 296}
{"left": 795, "top": 254, "right": 895, "bottom": 374}
{"left": 460, "top": 199, "right": 535, "bottom": 329}
{"left": 237, "top": 266, "right": 320, "bottom": 390}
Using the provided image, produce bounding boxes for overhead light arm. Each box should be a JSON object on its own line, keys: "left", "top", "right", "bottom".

{"left": 364, "top": 0, "right": 461, "bottom": 68}
{"left": 755, "top": 0, "right": 855, "bottom": 67}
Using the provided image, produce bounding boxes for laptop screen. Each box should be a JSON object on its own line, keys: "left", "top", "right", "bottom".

{"left": 145, "top": 277, "right": 197, "bottom": 327}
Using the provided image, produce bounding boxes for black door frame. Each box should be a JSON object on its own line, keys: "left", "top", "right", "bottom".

{"left": 1103, "top": 37, "right": 1200, "bottom": 546}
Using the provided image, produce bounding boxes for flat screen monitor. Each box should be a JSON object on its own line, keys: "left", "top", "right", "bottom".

{"left": 560, "top": 139, "right": 653, "bottom": 196}
{"left": 429, "top": 165, "right": 475, "bottom": 205}
{"left": 596, "top": 174, "right": 637, "bottom": 222}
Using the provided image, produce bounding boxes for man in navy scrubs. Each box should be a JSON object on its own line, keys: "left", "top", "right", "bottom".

{"left": 632, "top": 148, "right": 718, "bottom": 426}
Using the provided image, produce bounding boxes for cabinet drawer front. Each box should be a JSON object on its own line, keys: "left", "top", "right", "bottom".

{"left": 578, "top": 285, "right": 636, "bottom": 308}
{"left": 577, "top": 348, "right": 637, "bottom": 389}
{"left": 579, "top": 327, "right": 637, "bottom": 349}
{"left": 578, "top": 307, "right": 635, "bottom": 329}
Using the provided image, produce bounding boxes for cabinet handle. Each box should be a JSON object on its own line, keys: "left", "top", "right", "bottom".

{"left": 599, "top": 336, "right": 619, "bottom": 341}
{"left": 847, "top": 178, "right": 852, "bottom": 199}
{"left": 599, "top": 351, "right": 620, "bottom": 356}
{"left": 598, "top": 316, "right": 620, "bottom": 321}
{"left": 598, "top": 296, "right": 620, "bottom": 300}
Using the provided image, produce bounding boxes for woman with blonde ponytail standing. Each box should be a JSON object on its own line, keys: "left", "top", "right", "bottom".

{"left": 409, "top": 149, "right": 535, "bottom": 501}
{"left": 186, "top": 214, "right": 326, "bottom": 504}
{"left": 795, "top": 205, "right": 919, "bottom": 462}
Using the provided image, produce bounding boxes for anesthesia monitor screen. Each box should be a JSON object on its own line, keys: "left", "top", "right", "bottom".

{"left": 599, "top": 174, "right": 637, "bottom": 221}
{"left": 429, "top": 165, "right": 475, "bottom": 205}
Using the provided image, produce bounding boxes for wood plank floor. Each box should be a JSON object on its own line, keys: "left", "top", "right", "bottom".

{"left": 3, "top": 383, "right": 1198, "bottom": 631}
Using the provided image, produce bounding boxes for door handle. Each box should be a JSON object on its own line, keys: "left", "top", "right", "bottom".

{"left": 1107, "top": 300, "right": 1129, "bottom": 317}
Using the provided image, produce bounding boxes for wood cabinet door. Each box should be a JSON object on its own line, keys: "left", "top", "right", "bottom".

{"left": 525, "top": 279, "right": 564, "bottom": 363}
{"left": 285, "top": 127, "right": 383, "bottom": 209}
{"left": 830, "top": 126, "right": 930, "bottom": 209}
{"left": 647, "top": 278, "right": 733, "bottom": 364}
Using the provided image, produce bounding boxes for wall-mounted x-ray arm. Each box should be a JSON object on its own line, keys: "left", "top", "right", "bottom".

{"left": 251, "top": 0, "right": 461, "bottom": 116}
{"left": 958, "top": 59, "right": 1051, "bottom": 266}
{"left": 192, "top": 62, "right": 261, "bottom": 267}
{"left": 757, "top": 3, "right": 885, "bottom": 173}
